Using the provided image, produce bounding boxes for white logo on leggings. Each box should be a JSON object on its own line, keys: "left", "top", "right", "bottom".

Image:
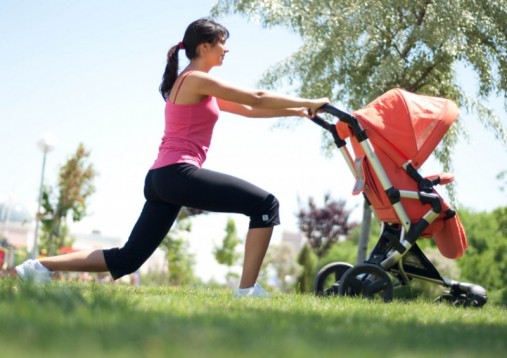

{"left": 262, "top": 215, "right": 269, "bottom": 222}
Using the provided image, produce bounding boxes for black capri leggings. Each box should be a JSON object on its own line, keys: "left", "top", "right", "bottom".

{"left": 103, "top": 163, "right": 280, "bottom": 279}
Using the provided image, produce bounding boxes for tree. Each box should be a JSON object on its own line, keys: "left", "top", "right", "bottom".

{"left": 212, "top": 0, "right": 507, "bottom": 262}
{"left": 295, "top": 243, "right": 318, "bottom": 293}
{"left": 295, "top": 193, "right": 357, "bottom": 293}
{"left": 159, "top": 207, "right": 206, "bottom": 286}
{"left": 262, "top": 241, "right": 302, "bottom": 292}
{"left": 213, "top": 218, "right": 243, "bottom": 285}
{"left": 39, "top": 143, "right": 96, "bottom": 256}
{"left": 296, "top": 194, "right": 357, "bottom": 259}
{"left": 498, "top": 170, "right": 507, "bottom": 194}
{"left": 457, "top": 207, "right": 507, "bottom": 305}
{"left": 162, "top": 225, "right": 197, "bottom": 286}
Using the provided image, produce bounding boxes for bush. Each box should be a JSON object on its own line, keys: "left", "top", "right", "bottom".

{"left": 456, "top": 207, "right": 507, "bottom": 306}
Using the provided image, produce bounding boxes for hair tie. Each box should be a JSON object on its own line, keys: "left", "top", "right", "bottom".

{"left": 178, "top": 41, "right": 185, "bottom": 50}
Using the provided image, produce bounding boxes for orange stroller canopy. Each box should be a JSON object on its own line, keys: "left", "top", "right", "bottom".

{"left": 338, "top": 88, "right": 459, "bottom": 169}
{"left": 336, "top": 88, "right": 466, "bottom": 259}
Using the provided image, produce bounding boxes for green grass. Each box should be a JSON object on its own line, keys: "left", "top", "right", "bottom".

{"left": 1, "top": 279, "right": 506, "bottom": 358}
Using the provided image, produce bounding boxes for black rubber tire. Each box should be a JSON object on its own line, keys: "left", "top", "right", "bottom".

{"left": 435, "top": 292, "right": 487, "bottom": 308}
{"left": 338, "top": 263, "right": 394, "bottom": 302}
{"left": 314, "top": 262, "right": 353, "bottom": 296}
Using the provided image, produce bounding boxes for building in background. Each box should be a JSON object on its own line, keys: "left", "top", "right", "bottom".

{"left": 0, "top": 199, "right": 33, "bottom": 248}
{"left": 281, "top": 231, "right": 304, "bottom": 254}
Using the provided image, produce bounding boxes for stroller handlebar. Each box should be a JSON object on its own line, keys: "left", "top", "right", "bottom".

{"left": 308, "top": 104, "right": 357, "bottom": 129}
{"left": 309, "top": 104, "right": 367, "bottom": 143}
{"left": 317, "top": 104, "right": 357, "bottom": 125}
{"left": 308, "top": 105, "right": 348, "bottom": 147}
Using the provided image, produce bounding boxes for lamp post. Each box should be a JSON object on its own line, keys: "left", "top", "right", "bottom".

{"left": 32, "top": 133, "right": 56, "bottom": 259}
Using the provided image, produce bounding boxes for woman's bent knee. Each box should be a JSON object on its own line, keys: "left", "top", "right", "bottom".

{"left": 103, "top": 247, "right": 146, "bottom": 280}
{"left": 248, "top": 194, "right": 280, "bottom": 229}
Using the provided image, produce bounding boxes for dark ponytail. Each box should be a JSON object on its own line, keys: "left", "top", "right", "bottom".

{"left": 159, "top": 45, "right": 180, "bottom": 101}
{"left": 159, "top": 18, "right": 229, "bottom": 101}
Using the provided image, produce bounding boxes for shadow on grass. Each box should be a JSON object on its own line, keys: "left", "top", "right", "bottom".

{"left": 0, "top": 279, "right": 505, "bottom": 358}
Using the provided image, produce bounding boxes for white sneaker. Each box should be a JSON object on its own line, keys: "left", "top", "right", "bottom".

{"left": 15, "top": 259, "right": 53, "bottom": 284}
{"left": 233, "top": 282, "right": 271, "bottom": 298}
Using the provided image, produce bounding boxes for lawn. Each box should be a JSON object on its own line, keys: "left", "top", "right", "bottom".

{"left": 1, "top": 279, "right": 506, "bottom": 358}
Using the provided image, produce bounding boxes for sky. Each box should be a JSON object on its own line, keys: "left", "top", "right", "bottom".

{"left": 1, "top": 1, "right": 506, "bottom": 282}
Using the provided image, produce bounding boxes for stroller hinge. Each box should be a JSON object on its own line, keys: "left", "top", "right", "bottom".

{"left": 383, "top": 229, "right": 407, "bottom": 255}
{"left": 341, "top": 113, "right": 368, "bottom": 142}
{"left": 330, "top": 127, "right": 347, "bottom": 148}
{"left": 406, "top": 213, "right": 436, "bottom": 245}
{"left": 385, "top": 187, "right": 401, "bottom": 204}
{"left": 405, "top": 162, "right": 435, "bottom": 193}
{"left": 405, "top": 162, "right": 423, "bottom": 181}
{"left": 367, "top": 225, "right": 407, "bottom": 267}
{"left": 419, "top": 192, "right": 442, "bottom": 213}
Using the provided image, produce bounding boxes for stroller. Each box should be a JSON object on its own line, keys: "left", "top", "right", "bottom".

{"left": 311, "top": 88, "right": 487, "bottom": 307}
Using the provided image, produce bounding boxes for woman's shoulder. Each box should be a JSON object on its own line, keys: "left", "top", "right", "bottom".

{"left": 183, "top": 70, "right": 217, "bottom": 82}
{"left": 183, "top": 71, "right": 228, "bottom": 93}
{"left": 170, "top": 70, "right": 218, "bottom": 104}
{"left": 175, "top": 70, "right": 216, "bottom": 91}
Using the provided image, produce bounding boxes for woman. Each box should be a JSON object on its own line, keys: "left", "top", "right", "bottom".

{"left": 16, "top": 18, "right": 329, "bottom": 297}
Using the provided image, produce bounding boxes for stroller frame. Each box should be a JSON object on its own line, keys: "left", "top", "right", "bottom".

{"left": 311, "top": 91, "right": 487, "bottom": 307}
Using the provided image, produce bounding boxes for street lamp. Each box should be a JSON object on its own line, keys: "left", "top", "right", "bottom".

{"left": 32, "top": 133, "right": 56, "bottom": 259}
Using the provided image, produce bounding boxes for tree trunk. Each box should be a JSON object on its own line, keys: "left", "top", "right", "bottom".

{"left": 356, "top": 200, "right": 372, "bottom": 264}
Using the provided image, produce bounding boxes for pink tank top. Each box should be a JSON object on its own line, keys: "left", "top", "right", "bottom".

{"left": 151, "top": 73, "right": 220, "bottom": 169}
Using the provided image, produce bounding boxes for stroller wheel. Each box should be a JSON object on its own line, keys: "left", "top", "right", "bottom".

{"left": 434, "top": 294, "right": 457, "bottom": 305}
{"left": 435, "top": 288, "right": 487, "bottom": 308}
{"left": 338, "top": 264, "right": 394, "bottom": 302}
{"left": 435, "top": 293, "right": 475, "bottom": 307}
{"left": 314, "top": 262, "right": 353, "bottom": 296}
